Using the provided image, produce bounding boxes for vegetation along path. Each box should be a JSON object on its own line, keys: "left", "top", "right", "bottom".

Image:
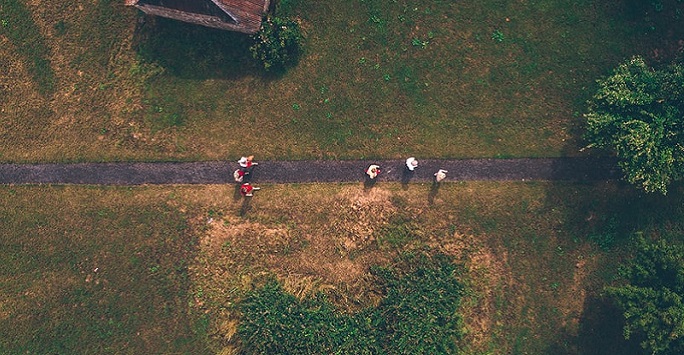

{"left": 0, "top": 158, "right": 619, "bottom": 185}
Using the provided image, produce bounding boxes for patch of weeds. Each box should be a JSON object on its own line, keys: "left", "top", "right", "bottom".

{"left": 411, "top": 37, "right": 429, "bottom": 48}
{"left": 237, "top": 252, "right": 465, "bottom": 353}
{"left": 192, "top": 313, "right": 211, "bottom": 337}
{"left": 393, "top": 64, "right": 424, "bottom": 103}
{"left": 492, "top": 30, "right": 505, "bottom": 43}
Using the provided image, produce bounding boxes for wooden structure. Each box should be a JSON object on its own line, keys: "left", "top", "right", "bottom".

{"left": 125, "top": 0, "right": 270, "bottom": 34}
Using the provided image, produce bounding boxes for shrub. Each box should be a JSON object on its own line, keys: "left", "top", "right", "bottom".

{"left": 250, "top": 15, "right": 303, "bottom": 71}
{"left": 371, "top": 252, "right": 465, "bottom": 354}
{"left": 605, "top": 235, "right": 684, "bottom": 354}
{"left": 584, "top": 56, "right": 684, "bottom": 194}
{"left": 237, "top": 252, "right": 465, "bottom": 353}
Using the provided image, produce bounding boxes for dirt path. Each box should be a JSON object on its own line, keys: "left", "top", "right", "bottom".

{"left": 0, "top": 158, "right": 619, "bottom": 185}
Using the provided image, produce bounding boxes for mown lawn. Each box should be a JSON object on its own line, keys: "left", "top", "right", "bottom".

{"left": 0, "top": 186, "right": 209, "bottom": 354}
{"left": 2, "top": 0, "right": 680, "bottom": 162}
{"left": 3, "top": 182, "right": 682, "bottom": 353}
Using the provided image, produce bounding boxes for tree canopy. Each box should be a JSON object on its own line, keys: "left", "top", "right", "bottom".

{"left": 584, "top": 56, "right": 684, "bottom": 194}
{"left": 605, "top": 236, "right": 684, "bottom": 354}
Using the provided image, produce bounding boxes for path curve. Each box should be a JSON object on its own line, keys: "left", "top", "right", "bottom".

{"left": 0, "top": 158, "right": 620, "bottom": 185}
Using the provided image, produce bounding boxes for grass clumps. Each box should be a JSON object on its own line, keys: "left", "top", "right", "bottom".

{"left": 237, "top": 252, "right": 465, "bottom": 353}
{"left": 1, "top": 0, "right": 55, "bottom": 96}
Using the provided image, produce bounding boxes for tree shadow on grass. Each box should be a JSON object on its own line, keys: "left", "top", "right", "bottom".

{"left": 542, "top": 177, "right": 684, "bottom": 252}
{"left": 546, "top": 296, "right": 643, "bottom": 355}
{"left": 133, "top": 16, "right": 267, "bottom": 80}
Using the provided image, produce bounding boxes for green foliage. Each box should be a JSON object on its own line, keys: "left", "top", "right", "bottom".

{"left": 238, "top": 253, "right": 465, "bottom": 354}
{"left": 371, "top": 252, "right": 465, "bottom": 354}
{"left": 250, "top": 16, "right": 303, "bottom": 72}
{"left": 584, "top": 56, "right": 684, "bottom": 194}
{"left": 491, "top": 30, "right": 505, "bottom": 42}
{"left": 605, "top": 235, "right": 684, "bottom": 354}
{"left": 238, "top": 281, "right": 379, "bottom": 354}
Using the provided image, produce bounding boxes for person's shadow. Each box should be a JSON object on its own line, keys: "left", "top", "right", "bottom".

{"left": 364, "top": 174, "right": 377, "bottom": 192}
{"left": 363, "top": 166, "right": 381, "bottom": 192}
{"left": 401, "top": 166, "right": 414, "bottom": 190}
{"left": 428, "top": 180, "right": 440, "bottom": 205}
{"left": 239, "top": 197, "right": 252, "bottom": 216}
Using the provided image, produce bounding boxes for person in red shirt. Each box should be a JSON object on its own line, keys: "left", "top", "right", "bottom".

{"left": 240, "top": 182, "right": 261, "bottom": 197}
{"left": 233, "top": 168, "right": 246, "bottom": 183}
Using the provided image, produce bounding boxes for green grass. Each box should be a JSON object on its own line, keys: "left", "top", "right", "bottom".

{"left": 0, "top": 186, "right": 209, "bottom": 354}
{"left": 1, "top": 0, "right": 55, "bottom": 96}
{"left": 2, "top": 0, "right": 682, "bottom": 162}
{"left": 2, "top": 183, "right": 683, "bottom": 353}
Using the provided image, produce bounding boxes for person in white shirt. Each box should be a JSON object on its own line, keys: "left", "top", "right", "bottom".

{"left": 434, "top": 169, "right": 448, "bottom": 183}
{"left": 405, "top": 157, "right": 418, "bottom": 171}
{"left": 366, "top": 164, "right": 381, "bottom": 179}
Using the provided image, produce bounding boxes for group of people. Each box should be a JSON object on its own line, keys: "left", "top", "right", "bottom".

{"left": 234, "top": 156, "right": 260, "bottom": 197}
{"left": 234, "top": 155, "right": 450, "bottom": 198}
{"left": 366, "top": 157, "right": 448, "bottom": 183}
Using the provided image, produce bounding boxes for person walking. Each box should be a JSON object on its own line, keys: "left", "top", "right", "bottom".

{"left": 434, "top": 169, "right": 448, "bottom": 183}
{"left": 405, "top": 157, "right": 418, "bottom": 171}
{"left": 238, "top": 155, "right": 258, "bottom": 169}
{"left": 236, "top": 155, "right": 258, "bottom": 182}
{"left": 240, "top": 182, "right": 261, "bottom": 197}
{"left": 366, "top": 164, "right": 381, "bottom": 179}
{"left": 233, "top": 168, "right": 246, "bottom": 183}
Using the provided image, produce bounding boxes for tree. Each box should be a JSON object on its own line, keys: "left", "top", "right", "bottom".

{"left": 584, "top": 56, "right": 684, "bottom": 194}
{"left": 605, "top": 236, "right": 684, "bottom": 354}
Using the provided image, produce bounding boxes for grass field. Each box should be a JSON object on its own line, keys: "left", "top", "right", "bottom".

{"left": 2, "top": 183, "right": 682, "bottom": 353}
{"left": 2, "top": 0, "right": 681, "bottom": 162}
{"left": 2, "top": 0, "right": 684, "bottom": 353}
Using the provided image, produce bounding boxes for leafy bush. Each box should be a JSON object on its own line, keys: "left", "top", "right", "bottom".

{"left": 250, "top": 15, "right": 303, "bottom": 71}
{"left": 371, "top": 252, "right": 465, "bottom": 354}
{"left": 605, "top": 235, "right": 684, "bottom": 354}
{"left": 237, "top": 252, "right": 465, "bottom": 353}
{"left": 584, "top": 56, "right": 684, "bottom": 194}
